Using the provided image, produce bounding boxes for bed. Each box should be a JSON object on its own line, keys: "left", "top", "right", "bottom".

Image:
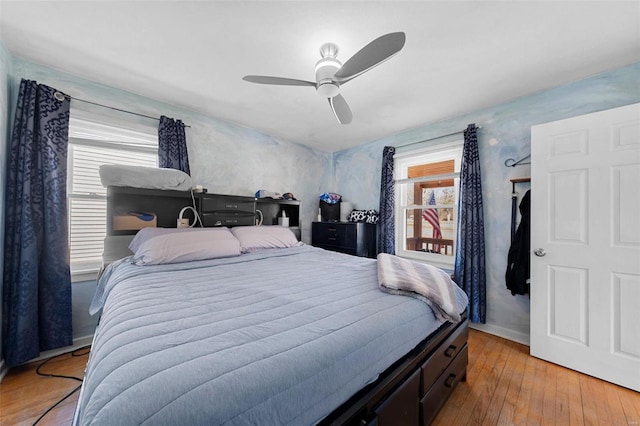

{"left": 73, "top": 186, "right": 469, "bottom": 426}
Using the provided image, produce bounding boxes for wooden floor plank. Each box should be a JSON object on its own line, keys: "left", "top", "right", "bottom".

{"left": 541, "top": 357, "right": 558, "bottom": 425}
{"left": 495, "top": 341, "right": 528, "bottom": 425}
{"left": 582, "top": 373, "right": 621, "bottom": 424}
{"left": 523, "top": 353, "right": 547, "bottom": 425}
{"left": 465, "top": 333, "right": 514, "bottom": 425}
{"left": 510, "top": 350, "right": 538, "bottom": 425}
{"left": 548, "top": 362, "right": 570, "bottom": 425}
{"left": 601, "top": 377, "right": 631, "bottom": 425}
{"left": 433, "top": 328, "right": 498, "bottom": 425}
{"left": 618, "top": 385, "right": 640, "bottom": 425}
{"left": 579, "top": 374, "right": 601, "bottom": 425}
{"left": 0, "top": 350, "right": 88, "bottom": 426}
{"left": 554, "top": 361, "right": 584, "bottom": 426}
{"left": 477, "top": 339, "right": 516, "bottom": 425}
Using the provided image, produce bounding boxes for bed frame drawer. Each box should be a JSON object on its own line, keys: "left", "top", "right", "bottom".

{"left": 420, "top": 319, "right": 468, "bottom": 393}
{"left": 374, "top": 369, "right": 420, "bottom": 426}
{"left": 421, "top": 345, "right": 468, "bottom": 425}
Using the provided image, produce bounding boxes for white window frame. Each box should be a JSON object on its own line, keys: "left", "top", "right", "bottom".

{"left": 394, "top": 140, "right": 463, "bottom": 270}
{"left": 67, "top": 115, "right": 158, "bottom": 282}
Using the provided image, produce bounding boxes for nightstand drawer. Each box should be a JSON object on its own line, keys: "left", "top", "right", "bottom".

{"left": 312, "top": 223, "right": 356, "bottom": 248}
{"left": 311, "top": 222, "right": 377, "bottom": 258}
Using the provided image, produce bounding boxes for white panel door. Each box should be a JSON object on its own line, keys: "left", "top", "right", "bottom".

{"left": 530, "top": 103, "right": 640, "bottom": 391}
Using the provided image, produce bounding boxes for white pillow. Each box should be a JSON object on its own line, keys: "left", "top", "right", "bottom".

{"left": 129, "top": 227, "right": 207, "bottom": 253}
{"left": 230, "top": 226, "right": 300, "bottom": 252}
{"left": 131, "top": 228, "right": 241, "bottom": 265}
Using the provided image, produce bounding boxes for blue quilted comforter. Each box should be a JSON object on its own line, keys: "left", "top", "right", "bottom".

{"left": 75, "top": 245, "right": 468, "bottom": 425}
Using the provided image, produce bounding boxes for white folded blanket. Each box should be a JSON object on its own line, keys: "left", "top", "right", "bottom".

{"left": 99, "top": 165, "right": 193, "bottom": 191}
{"left": 377, "top": 253, "right": 462, "bottom": 323}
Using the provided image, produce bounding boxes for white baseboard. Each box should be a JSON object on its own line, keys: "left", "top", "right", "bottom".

{"left": 35, "top": 335, "right": 94, "bottom": 362}
{"left": 0, "top": 334, "right": 94, "bottom": 383}
{"left": 470, "top": 323, "right": 530, "bottom": 347}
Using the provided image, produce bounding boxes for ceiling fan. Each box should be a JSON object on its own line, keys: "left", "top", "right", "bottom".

{"left": 242, "top": 32, "right": 406, "bottom": 125}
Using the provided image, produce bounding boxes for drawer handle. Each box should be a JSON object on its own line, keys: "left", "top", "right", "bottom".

{"left": 444, "top": 345, "right": 457, "bottom": 357}
{"left": 444, "top": 373, "right": 457, "bottom": 388}
{"left": 225, "top": 204, "right": 238, "bottom": 209}
{"left": 328, "top": 237, "right": 337, "bottom": 241}
{"left": 328, "top": 228, "right": 337, "bottom": 232}
{"left": 226, "top": 219, "right": 238, "bottom": 223}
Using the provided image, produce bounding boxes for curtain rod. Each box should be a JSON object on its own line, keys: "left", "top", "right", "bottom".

{"left": 397, "top": 125, "right": 482, "bottom": 149}
{"left": 56, "top": 92, "right": 192, "bottom": 128}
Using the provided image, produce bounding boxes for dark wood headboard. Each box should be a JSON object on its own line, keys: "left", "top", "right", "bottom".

{"left": 106, "top": 186, "right": 301, "bottom": 239}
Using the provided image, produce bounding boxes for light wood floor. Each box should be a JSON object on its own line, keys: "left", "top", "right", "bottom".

{"left": 1, "top": 330, "right": 638, "bottom": 425}
{"left": 433, "top": 330, "right": 640, "bottom": 426}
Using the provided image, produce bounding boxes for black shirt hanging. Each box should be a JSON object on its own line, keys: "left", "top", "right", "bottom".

{"left": 506, "top": 190, "right": 530, "bottom": 295}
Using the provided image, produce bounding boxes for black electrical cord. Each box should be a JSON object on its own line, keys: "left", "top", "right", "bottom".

{"left": 31, "top": 384, "right": 82, "bottom": 426}
{"left": 31, "top": 345, "right": 91, "bottom": 426}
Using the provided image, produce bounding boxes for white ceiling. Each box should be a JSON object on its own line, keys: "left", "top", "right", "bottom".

{"left": 1, "top": 1, "right": 639, "bottom": 152}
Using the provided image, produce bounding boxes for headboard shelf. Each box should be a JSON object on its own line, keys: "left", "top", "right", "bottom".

{"left": 107, "top": 186, "right": 194, "bottom": 235}
{"left": 256, "top": 198, "right": 301, "bottom": 239}
{"left": 106, "top": 187, "right": 302, "bottom": 240}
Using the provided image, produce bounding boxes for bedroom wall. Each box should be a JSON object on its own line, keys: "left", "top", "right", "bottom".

{"left": 332, "top": 62, "right": 640, "bottom": 344}
{"left": 5, "top": 56, "right": 332, "bottom": 344}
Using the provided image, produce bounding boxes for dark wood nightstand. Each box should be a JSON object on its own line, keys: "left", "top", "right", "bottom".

{"left": 311, "top": 222, "right": 377, "bottom": 258}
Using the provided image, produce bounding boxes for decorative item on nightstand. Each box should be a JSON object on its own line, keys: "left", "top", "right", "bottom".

{"left": 339, "top": 201, "right": 353, "bottom": 222}
{"left": 348, "top": 209, "right": 379, "bottom": 224}
{"left": 319, "top": 192, "right": 341, "bottom": 222}
{"left": 278, "top": 210, "right": 289, "bottom": 227}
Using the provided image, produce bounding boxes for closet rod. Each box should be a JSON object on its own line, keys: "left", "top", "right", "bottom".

{"left": 397, "top": 125, "right": 482, "bottom": 149}
{"left": 510, "top": 177, "right": 531, "bottom": 194}
{"left": 55, "top": 92, "right": 192, "bottom": 128}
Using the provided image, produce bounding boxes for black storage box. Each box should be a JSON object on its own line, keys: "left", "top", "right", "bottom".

{"left": 320, "top": 200, "right": 340, "bottom": 222}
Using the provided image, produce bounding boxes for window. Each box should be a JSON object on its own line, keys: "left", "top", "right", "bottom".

{"left": 67, "top": 116, "right": 158, "bottom": 279}
{"left": 394, "top": 141, "right": 463, "bottom": 269}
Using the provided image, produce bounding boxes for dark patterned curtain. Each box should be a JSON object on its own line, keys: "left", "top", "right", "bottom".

{"left": 378, "top": 146, "right": 396, "bottom": 254}
{"left": 453, "top": 124, "right": 486, "bottom": 323}
{"left": 158, "top": 115, "right": 190, "bottom": 175}
{"left": 3, "top": 80, "right": 72, "bottom": 367}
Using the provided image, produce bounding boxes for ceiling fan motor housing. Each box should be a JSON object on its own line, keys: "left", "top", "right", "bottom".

{"left": 315, "top": 57, "right": 341, "bottom": 98}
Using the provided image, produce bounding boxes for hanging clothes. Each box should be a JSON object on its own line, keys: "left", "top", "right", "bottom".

{"left": 506, "top": 189, "right": 530, "bottom": 296}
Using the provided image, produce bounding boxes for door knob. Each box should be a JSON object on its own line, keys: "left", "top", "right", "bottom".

{"left": 534, "top": 248, "right": 546, "bottom": 257}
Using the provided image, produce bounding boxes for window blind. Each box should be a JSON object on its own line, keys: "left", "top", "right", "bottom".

{"left": 68, "top": 119, "right": 157, "bottom": 274}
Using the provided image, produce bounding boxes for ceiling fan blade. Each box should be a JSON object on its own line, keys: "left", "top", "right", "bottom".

{"left": 328, "top": 94, "right": 352, "bottom": 125}
{"left": 242, "top": 75, "right": 316, "bottom": 87}
{"left": 333, "top": 32, "right": 406, "bottom": 83}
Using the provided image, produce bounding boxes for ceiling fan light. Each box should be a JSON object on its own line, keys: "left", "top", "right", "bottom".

{"left": 317, "top": 82, "right": 340, "bottom": 98}
{"left": 314, "top": 57, "right": 342, "bottom": 73}
{"left": 315, "top": 57, "right": 342, "bottom": 84}
{"left": 319, "top": 42, "right": 339, "bottom": 59}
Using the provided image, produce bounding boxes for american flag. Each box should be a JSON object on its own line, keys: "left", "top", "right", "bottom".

{"left": 422, "top": 191, "right": 442, "bottom": 252}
